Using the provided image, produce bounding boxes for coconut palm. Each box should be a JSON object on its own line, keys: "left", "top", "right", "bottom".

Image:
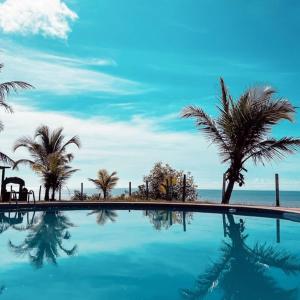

{"left": 181, "top": 215, "right": 300, "bottom": 300}
{"left": 88, "top": 169, "right": 119, "bottom": 200}
{"left": 32, "top": 152, "right": 78, "bottom": 201}
{"left": 8, "top": 211, "right": 77, "bottom": 268}
{"left": 181, "top": 78, "right": 300, "bottom": 203}
{"left": 87, "top": 210, "right": 118, "bottom": 225}
{"left": 0, "top": 63, "right": 33, "bottom": 165}
{"left": 13, "top": 125, "right": 80, "bottom": 200}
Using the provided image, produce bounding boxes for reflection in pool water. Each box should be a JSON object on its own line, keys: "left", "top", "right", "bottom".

{"left": 8, "top": 211, "right": 77, "bottom": 268}
{"left": 0, "top": 209, "right": 299, "bottom": 299}
{"left": 181, "top": 214, "right": 300, "bottom": 299}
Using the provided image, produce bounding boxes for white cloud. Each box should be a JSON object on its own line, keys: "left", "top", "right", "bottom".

{"left": 0, "top": 0, "right": 77, "bottom": 39}
{"left": 0, "top": 102, "right": 221, "bottom": 191}
{"left": 0, "top": 103, "right": 299, "bottom": 194}
{"left": 0, "top": 46, "right": 142, "bottom": 95}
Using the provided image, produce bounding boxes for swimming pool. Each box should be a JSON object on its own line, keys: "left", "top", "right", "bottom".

{"left": 0, "top": 209, "right": 299, "bottom": 299}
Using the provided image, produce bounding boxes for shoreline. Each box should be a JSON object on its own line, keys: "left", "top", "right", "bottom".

{"left": 1, "top": 200, "right": 300, "bottom": 222}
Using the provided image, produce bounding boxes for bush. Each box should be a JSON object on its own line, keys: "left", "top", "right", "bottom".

{"left": 134, "top": 162, "right": 197, "bottom": 201}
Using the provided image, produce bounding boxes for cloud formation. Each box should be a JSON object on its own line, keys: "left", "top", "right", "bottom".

{"left": 0, "top": 102, "right": 220, "bottom": 190}
{"left": 0, "top": 0, "right": 77, "bottom": 39}
{"left": 0, "top": 102, "right": 298, "bottom": 192}
{"left": 0, "top": 46, "right": 142, "bottom": 95}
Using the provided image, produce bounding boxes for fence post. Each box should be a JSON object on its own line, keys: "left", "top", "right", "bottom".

{"left": 182, "top": 174, "right": 186, "bottom": 202}
{"left": 275, "top": 173, "right": 280, "bottom": 207}
{"left": 38, "top": 185, "right": 41, "bottom": 201}
{"left": 170, "top": 176, "right": 173, "bottom": 200}
{"left": 276, "top": 219, "right": 280, "bottom": 243}
{"left": 129, "top": 181, "right": 132, "bottom": 197}
{"left": 222, "top": 173, "right": 226, "bottom": 203}
{"left": 222, "top": 214, "right": 226, "bottom": 237}
{"left": 146, "top": 180, "right": 149, "bottom": 200}
{"left": 81, "top": 182, "right": 83, "bottom": 201}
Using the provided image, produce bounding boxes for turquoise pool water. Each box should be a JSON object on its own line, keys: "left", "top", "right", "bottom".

{"left": 0, "top": 209, "right": 300, "bottom": 299}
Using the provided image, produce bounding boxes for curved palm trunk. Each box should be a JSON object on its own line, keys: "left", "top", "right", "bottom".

{"left": 222, "top": 178, "right": 235, "bottom": 204}
{"left": 44, "top": 186, "right": 50, "bottom": 201}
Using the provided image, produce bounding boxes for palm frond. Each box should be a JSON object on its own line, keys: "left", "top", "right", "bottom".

{"left": 245, "top": 137, "right": 300, "bottom": 164}
{"left": 0, "top": 151, "right": 14, "bottom": 166}
{"left": 181, "top": 105, "right": 229, "bottom": 153}
{"left": 252, "top": 243, "right": 300, "bottom": 275}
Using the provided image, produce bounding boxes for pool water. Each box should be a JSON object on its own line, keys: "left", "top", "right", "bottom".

{"left": 0, "top": 209, "right": 300, "bottom": 299}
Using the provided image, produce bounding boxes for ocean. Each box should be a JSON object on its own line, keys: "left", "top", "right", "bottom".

{"left": 52, "top": 187, "right": 300, "bottom": 208}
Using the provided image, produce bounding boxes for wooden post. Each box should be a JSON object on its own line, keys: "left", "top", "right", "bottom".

{"left": 166, "top": 178, "right": 170, "bottom": 201}
{"left": 169, "top": 211, "right": 173, "bottom": 226}
{"left": 222, "top": 173, "right": 226, "bottom": 203}
{"left": 183, "top": 211, "right": 186, "bottom": 232}
{"left": 146, "top": 180, "right": 149, "bottom": 200}
{"left": 222, "top": 214, "right": 226, "bottom": 237}
{"left": 38, "top": 185, "right": 41, "bottom": 201}
{"left": 81, "top": 182, "right": 83, "bottom": 201}
{"left": 170, "top": 176, "right": 173, "bottom": 201}
{"left": 275, "top": 173, "right": 280, "bottom": 207}
{"left": 182, "top": 174, "right": 186, "bottom": 202}
{"left": 276, "top": 218, "right": 281, "bottom": 243}
{"left": 129, "top": 181, "right": 132, "bottom": 197}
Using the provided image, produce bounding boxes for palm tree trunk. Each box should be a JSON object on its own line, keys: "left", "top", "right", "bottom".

{"left": 222, "top": 178, "right": 235, "bottom": 204}
{"left": 103, "top": 189, "right": 107, "bottom": 200}
{"left": 51, "top": 187, "right": 55, "bottom": 201}
{"left": 44, "top": 186, "right": 50, "bottom": 201}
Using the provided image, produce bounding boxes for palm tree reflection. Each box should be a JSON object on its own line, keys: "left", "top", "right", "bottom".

{"left": 8, "top": 211, "right": 77, "bottom": 268}
{"left": 182, "top": 214, "right": 300, "bottom": 300}
{"left": 87, "top": 210, "right": 118, "bottom": 225}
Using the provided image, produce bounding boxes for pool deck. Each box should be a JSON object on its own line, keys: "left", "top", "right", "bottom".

{"left": 1, "top": 200, "right": 300, "bottom": 221}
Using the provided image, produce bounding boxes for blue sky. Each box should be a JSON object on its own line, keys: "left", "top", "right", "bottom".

{"left": 0, "top": 0, "right": 300, "bottom": 190}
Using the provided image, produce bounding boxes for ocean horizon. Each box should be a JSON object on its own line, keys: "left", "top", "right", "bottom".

{"left": 50, "top": 187, "right": 300, "bottom": 208}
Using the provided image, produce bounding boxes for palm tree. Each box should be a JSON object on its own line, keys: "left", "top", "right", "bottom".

{"left": 32, "top": 152, "right": 78, "bottom": 201}
{"left": 8, "top": 211, "right": 77, "bottom": 268}
{"left": 0, "top": 63, "right": 33, "bottom": 165}
{"left": 88, "top": 169, "right": 119, "bottom": 200}
{"left": 87, "top": 210, "right": 118, "bottom": 225}
{"left": 13, "top": 125, "right": 80, "bottom": 200}
{"left": 182, "top": 78, "right": 300, "bottom": 203}
{"left": 181, "top": 215, "right": 300, "bottom": 300}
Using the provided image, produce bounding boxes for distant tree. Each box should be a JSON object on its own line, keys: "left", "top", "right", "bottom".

{"left": 0, "top": 63, "right": 33, "bottom": 165}
{"left": 13, "top": 125, "right": 80, "bottom": 200}
{"left": 71, "top": 190, "right": 88, "bottom": 201}
{"left": 136, "top": 162, "right": 197, "bottom": 201}
{"left": 88, "top": 169, "right": 119, "bottom": 200}
{"left": 182, "top": 78, "right": 300, "bottom": 204}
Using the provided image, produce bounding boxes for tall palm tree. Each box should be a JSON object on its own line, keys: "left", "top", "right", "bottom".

{"left": 8, "top": 211, "right": 77, "bottom": 268}
{"left": 182, "top": 78, "right": 300, "bottom": 203}
{"left": 0, "top": 63, "right": 33, "bottom": 165}
{"left": 13, "top": 125, "right": 80, "bottom": 200}
{"left": 88, "top": 169, "right": 119, "bottom": 200}
{"left": 181, "top": 215, "right": 300, "bottom": 300}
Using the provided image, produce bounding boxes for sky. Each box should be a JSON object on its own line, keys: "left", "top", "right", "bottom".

{"left": 0, "top": 0, "right": 300, "bottom": 191}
